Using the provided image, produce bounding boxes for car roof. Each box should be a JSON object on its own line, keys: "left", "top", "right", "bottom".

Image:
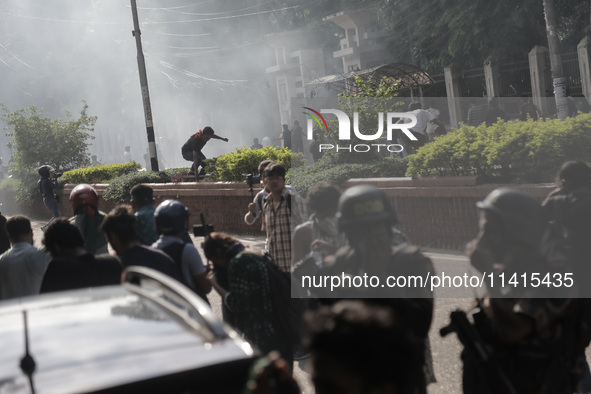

{"left": 0, "top": 267, "right": 255, "bottom": 394}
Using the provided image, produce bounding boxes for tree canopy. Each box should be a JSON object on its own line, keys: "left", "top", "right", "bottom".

{"left": 264, "top": 0, "right": 590, "bottom": 73}
{"left": 2, "top": 102, "right": 96, "bottom": 178}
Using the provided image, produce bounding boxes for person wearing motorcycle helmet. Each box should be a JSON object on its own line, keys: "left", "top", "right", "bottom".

{"left": 460, "top": 187, "right": 581, "bottom": 394}
{"left": 69, "top": 184, "right": 108, "bottom": 254}
{"left": 37, "top": 165, "right": 61, "bottom": 230}
{"left": 152, "top": 199, "right": 211, "bottom": 303}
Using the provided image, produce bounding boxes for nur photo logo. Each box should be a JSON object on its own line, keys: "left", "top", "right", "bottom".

{"left": 302, "top": 107, "right": 418, "bottom": 153}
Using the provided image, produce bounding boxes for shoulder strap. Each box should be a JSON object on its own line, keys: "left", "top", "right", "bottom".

{"left": 286, "top": 193, "right": 292, "bottom": 216}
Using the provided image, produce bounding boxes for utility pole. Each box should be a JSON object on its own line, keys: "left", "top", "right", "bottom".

{"left": 543, "top": 0, "right": 569, "bottom": 120}
{"left": 130, "top": 0, "right": 159, "bottom": 171}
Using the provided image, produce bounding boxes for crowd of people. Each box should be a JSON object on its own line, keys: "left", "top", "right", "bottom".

{"left": 1, "top": 157, "right": 591, "bottom": 393}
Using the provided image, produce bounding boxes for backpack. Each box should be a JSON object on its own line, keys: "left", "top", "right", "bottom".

{"left": 260, "top": 252, "right": 304, "bottom": 345}
{"left": 161, "top": 241, "right": 210, "bottom": 305}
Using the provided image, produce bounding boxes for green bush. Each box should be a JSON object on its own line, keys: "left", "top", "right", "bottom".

{"left": 211, "top": 147, "right": 305, "bottom": 181}
{"left": 62, "top": 162, "right": 141, "bottom": 184}
{"left": 406, "top": 113, "right": 591, "bottom": 183}
{"left": 0, "top": 177, "right": 19, "bottom": 214}
{"left": 103, "top": 171, "right": 171, "bottom": 204}
{"left": 12, "top": 173, "right": 43, "bottom": 208}
{"left": 287, "top": 155, "right": 408, "bottom": 197}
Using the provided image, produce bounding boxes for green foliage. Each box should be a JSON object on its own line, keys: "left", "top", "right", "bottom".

{"left": 381, "top": 0, "right": 547, "bottom": 72}
{"left": 287, "top": 155, "right": 408, "bottom": 197}
{"left": 62, "top": 162, "right": 141, "bottom": 184}
{"left": 0, "top": 177, "right": 19, "bottom": 214}
{"left": 211, "top": 147, "right": 305, "bottom": 182}
{"left": 317, "top": 76, "right": 406, "bottom": 164}
{"left": 164, "top": 167, "right": 192, "bottom": 183}
{"left": 102, "top": 168, "right": 192, "bottom": 204}
{"left": 103, "top": 171, "right": 172, "bottom": 204}
{"left": 406, "top": 113, "right": 591, "bottom": 183}
{"left": 0, "top": 177, "right": 18, "bottom": 196}
{"left": 1, "top": 102, "right": 97, "bottom": 206}
{"left": 2, "top": 102, "right": 97, "bottom": 176}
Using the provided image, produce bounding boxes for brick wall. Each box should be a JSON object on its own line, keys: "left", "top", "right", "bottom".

{"left": 59, "top": 178, "right": 556, "bottom": 250}
{"left": 60, "top": 182, "right": 265, "bottom": 236}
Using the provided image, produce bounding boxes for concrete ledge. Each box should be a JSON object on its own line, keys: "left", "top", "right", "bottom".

{"left": 347, "top": 176, "right": 483, "bottom": 187}
{"left": 58, "top": 179, "right": 558, "bottom": 250}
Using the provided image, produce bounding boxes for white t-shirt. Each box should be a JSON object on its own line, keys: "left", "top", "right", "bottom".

{"left": 0, "top": 242, "right": 49, "bottom": 300}
{"left": 402, "top": 109, "right": 435, "bottom": 136}
{"left": 425, "top": 108, "right": 441, "bottom": 135}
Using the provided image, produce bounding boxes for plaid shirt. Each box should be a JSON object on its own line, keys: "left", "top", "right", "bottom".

{"left": 263, "top": 188, "right": 307, "bottom": 272}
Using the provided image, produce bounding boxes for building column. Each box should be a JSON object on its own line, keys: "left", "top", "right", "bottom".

{"left": 444, "top": 66, "right": 462, "bottom": 128}
{"left": 528, "top": 46, "right": 553, "bottom": 117}
{"left": 578, "top": 37, "right": 591, "bottom": 104}
{"left": 483, "top": 60, "right": 502, "bottom": 99}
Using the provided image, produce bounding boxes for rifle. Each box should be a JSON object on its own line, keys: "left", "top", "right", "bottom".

{"left": 440, "top": 309, "right": 517, "bottom": 394}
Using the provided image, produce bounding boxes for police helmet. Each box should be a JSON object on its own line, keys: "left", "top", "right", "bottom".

{"left": 70, "top": 184, "right": 99, "bottom": 212}
{"left": 476, "top": 188, "right": 545, "bottom": 248}
{"left": 38, "top": 165, "right": 54, "bottom": 178}
{"left": 154, "top": 199, "right": 189, "bottom": 234}
{"left": 337, "top": 185, "right": 397, "bottom": 232}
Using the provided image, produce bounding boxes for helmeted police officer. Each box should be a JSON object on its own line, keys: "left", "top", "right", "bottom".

{"left": 294, "top": 184, "right": 435, "bottom": 392}
{"left": 458, "top": 188, "right": 584, "bottom": 394}
{"left": 152, "top": 200, "right": 211, "bottom": 303}
{"left": 38, "top": 165, "right": 61, "bottom": 230}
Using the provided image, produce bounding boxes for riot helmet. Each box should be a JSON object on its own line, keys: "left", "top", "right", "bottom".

{"left": 38, "top": 165, "right": 54, "bottom": 178}
{"left": 476, "top": 188, "right": 545, "bottom": 249}
{"left": 70, "top": 184, "right": 99, "bottom": 215}
{"left": 337, "top": 185, "right": 398, "bottom": 233}
{"left": 154, "top": 199, "right": 189, "bottom": 234}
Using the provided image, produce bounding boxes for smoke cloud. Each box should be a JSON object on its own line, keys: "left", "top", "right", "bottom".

{"left": 0, "top": 0, "right": 280, "bottom": 169}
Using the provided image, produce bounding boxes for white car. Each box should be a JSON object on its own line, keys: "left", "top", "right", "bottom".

{"left": 0, "top": 266, "right": 256, "bottom": 394}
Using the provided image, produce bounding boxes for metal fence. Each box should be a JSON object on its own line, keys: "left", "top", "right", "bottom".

{"left": 562, "top": 51, "right": 582, "bottom": 95}
{"left": 459, "top": 67, "right": 486, "bottom": 97}
{"left": 499, "top": 59, "right": 531, "bottom": 97}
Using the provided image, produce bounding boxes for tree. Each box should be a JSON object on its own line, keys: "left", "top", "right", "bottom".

{"left": 543, "top": 0, "right": 568, "bottom": 120}
{"left": 380, "top": 0, "right": 548, "bottom": 72}
{"left": 2, "top": 102, "right": 96, "bottom": 176}
{"left": 315, "top": 75, "right": 405, "bottom": 164}
{"left": 2, "top": 102, "right": 96, "bottom": 205}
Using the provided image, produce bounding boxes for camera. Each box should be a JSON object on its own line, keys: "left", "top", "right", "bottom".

{"left": 245, "top": 173, "right": 261, "bottom": 189}
{"left": 53, "top": 172, "right": 63, "bottom": 178}
{"left": 193, "top": 223, "right": 214, "bottom": 237}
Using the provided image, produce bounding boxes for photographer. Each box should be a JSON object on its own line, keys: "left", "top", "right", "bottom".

{"left": 244, "top": 160, "right": 272, "bottom": 228}
{"left": 37, "top": 165, "right": 61, "bottom": 231}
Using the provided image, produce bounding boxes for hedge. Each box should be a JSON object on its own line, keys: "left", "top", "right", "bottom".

{"left": 287, "top": 155, "right": 408, "bottom": 197}
{"left": 406, "top": 113, "right": 591, "bottom": 183}
{"left": 62, "top": 162, "right": 142, "bottom": 184}
{"left": 211, "top": 147, "right": 305, "bottom": 181}
{"left": 103, "top": 168, "right": 188, "bottom": 203}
